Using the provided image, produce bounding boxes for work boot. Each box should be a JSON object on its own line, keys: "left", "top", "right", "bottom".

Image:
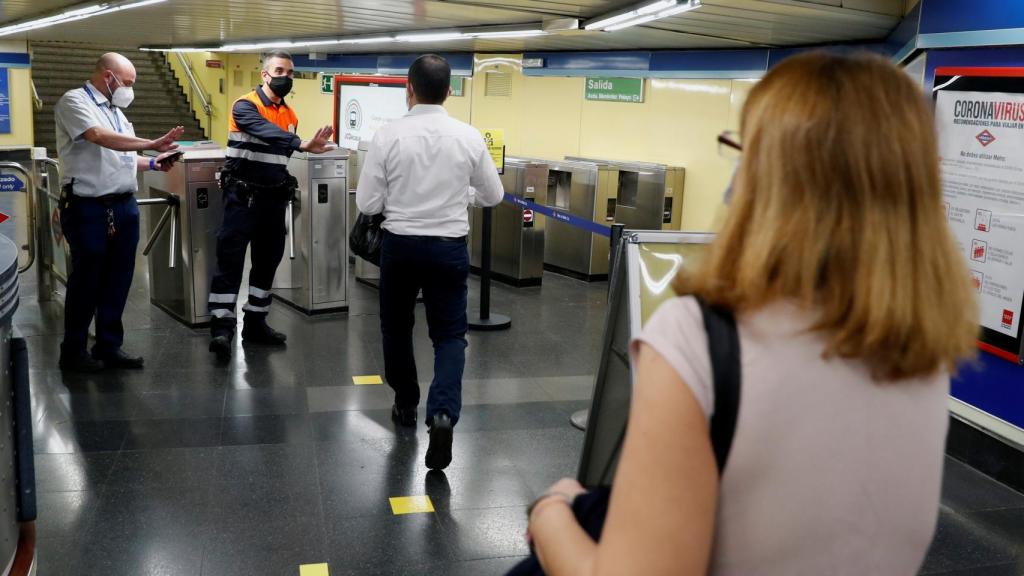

{"left": 425, "top": 413, "right": 454, "bottom": 471}
{"left": 209, "top": 335, "right": 233, "bottom": 360}
{"left": 242, "top": 319, "right": 287, "bottom": 346}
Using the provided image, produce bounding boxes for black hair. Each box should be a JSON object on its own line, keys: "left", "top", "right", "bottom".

{"left": 408, "top": 54, "right": 451, "bottom": 105}
{"left": 263, "top": 50, "right": 293, "bottom": 72}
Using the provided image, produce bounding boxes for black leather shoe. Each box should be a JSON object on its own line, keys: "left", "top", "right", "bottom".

{"left": 95, "top": 349, "right": 144, "bottom": 370}
{"left": 209, "top": 335, "right": 232, "bottom": 360}
{"left": 425, "top": 413, "right": 454, "bottom": 471}
{"left": 59, "top": 351, "right": 104, "bottom": 373}
{"left": 242, "top": 322, "right": 287, "bottom": 346}
{"left": 391, "top": 405, "right": 417, "bottom": 428}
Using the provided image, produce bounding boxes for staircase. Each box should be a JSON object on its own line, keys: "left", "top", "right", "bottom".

{"left": 30, "top": 42, "right": 206, "bottom": 157}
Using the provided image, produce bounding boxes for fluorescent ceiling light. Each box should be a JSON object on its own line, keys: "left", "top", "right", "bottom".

{"left": 0, "top": 0, "right": 167, "bottom": 37}
{"left": 395, "top": 31, "right": 465, "bottom": 43}
{"left": 586, "top": 0, "right": 700, "bottom": 32}
{"left": 470, "top": 29, "right": 547, "bottom": 39}
{"left": 337, "top": 36, "right": 392, "bottom": 44}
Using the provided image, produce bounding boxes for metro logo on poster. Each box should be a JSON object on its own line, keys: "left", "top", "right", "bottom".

{"left": 1003, "top": 309, "right": 1014, "bottom": 329}
{"left": 976, "top": 129, "right": 997, "bottom": 147}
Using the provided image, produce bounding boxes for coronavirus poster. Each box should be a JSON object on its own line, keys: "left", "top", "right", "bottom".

{"left": 334, "top": 76, "right": 408, "bottom": 151}
{"left": 935, "top": 68, "right": 1024, "bottom": 358}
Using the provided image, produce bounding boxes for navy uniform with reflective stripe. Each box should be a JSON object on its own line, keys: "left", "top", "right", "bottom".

{"left": 208, "top": 88, "right": 300, "bottom": 336}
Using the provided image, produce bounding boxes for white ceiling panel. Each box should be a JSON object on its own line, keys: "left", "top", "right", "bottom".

{"left": 1, "top": 0, "right": 904, "bottom": 52}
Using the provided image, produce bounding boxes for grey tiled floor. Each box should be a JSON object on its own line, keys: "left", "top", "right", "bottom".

{"left": 17, "top": 251, "right": 1024, "bottom": 575}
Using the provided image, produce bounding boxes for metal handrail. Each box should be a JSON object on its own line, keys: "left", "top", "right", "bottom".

{"left": 30, "top": 80, "right": 42, "bottom": 112}
{"left": 0, "top": 163, "right": 37, "bottom": 274}
{"left": 173, "top": 52, "right": 213, "bottom": 139}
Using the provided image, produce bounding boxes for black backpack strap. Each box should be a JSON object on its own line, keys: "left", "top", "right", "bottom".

{"left": 697, "top": 298, "right": 742, "bottom": 473}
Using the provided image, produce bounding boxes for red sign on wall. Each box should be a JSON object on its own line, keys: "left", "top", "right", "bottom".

{"left": 205, "top": 60, "right": 223, "bottom": 69}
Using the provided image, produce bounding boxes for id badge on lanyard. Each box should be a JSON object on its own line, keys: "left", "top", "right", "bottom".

{"left": 85, "top": 83, "right": 133, "bottom": 171}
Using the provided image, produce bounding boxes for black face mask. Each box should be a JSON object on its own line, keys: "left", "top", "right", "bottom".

{"left": 268, "top": 75, "right": 293, "bottom": 98}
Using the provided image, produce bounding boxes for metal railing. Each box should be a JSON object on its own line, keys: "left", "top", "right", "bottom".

{"left": 0, "top": 163, "right": 36, "bottom": 274}
{"left": 30, "top": 80, "right": 42, "bottom": 112}
{"left": 138, "top": 196, "right": 178, "bottom": 269}
{"left": 173, "top": 52, "right": 213, "bottom": 139}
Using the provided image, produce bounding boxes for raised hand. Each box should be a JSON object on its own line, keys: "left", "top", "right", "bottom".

{"left": 151, "top": 126, "right": 185, "bottom": 152}
{"left": 300, "top": 125, "right": 336, "bottom": 154}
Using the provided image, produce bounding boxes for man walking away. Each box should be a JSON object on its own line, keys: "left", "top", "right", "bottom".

{"left": 356, "top": 54, "right": 504, "bottom": 470}
{"left": 54, "top": 52, "right": 183, "bottom": 372}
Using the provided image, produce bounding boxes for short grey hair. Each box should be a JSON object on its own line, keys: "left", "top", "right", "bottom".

{"left": 262, "top": 50, "right": 293, "bottom": 72}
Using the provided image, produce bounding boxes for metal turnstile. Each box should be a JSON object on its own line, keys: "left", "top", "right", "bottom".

{"left": 274, "top": 149, "right": 349, "bottom": 314}
{"left": 530, "top": 158, "right": 614, "bottom": 281}
{"left": 142, "top": 145, "right": 225, "bottom": 326}
{"left": 566, "top": 157, "right": 686, "bottom": 231}
{"left": 0, "top": 146, "right": 61, "bottom": 300}
{"left": 470, "top": 158, "right": 549, "bottom": 287}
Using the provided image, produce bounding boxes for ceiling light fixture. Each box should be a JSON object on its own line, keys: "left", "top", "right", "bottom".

{"left": 585, "top": 0, "right": 701, "bottom": 32}
{"left": 470, "top": 29, "right": 547, "bottom": 39}
{"left": 394, "top": 31, "right": 466, "bottom": 43}
{"left": 0, "top": 0, "right": 168, "bottom": 37}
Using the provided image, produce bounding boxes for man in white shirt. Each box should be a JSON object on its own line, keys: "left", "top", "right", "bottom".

{"left": 356, "top": 54, "right": 504, "bottom": 470}
{"left": 54, "top": 53, "right": 183, "bottom": 372}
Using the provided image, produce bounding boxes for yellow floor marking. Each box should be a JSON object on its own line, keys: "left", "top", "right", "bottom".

{"left": 352, "top": 375, "right": 383, "bottom": 385}
{"left": 299, "top": 563, "right": 330, "bottom": 576}
{"left": 389, "top": 495, "right": 435, "bottom": 515}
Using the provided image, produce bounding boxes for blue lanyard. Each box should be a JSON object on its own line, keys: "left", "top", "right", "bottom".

{"left": 83, "top": 82, "right": 124, "bottom": 134}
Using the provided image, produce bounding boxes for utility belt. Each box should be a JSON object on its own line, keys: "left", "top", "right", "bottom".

{"left": 218, "top": 172, "right": 297, "bottom": 194}
{"left": 60, "top": 180, "right": 134, "bottom": 209}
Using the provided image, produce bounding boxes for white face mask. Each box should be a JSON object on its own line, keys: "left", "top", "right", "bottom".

{"left": 106, "top": 74, "right": 135, "bottom": 109}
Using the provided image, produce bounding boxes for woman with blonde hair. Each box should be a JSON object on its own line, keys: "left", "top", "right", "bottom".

{"left": 525, "top": 52, "right": 978, "bottom": 575}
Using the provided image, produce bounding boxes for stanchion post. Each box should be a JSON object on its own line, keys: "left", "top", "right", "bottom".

{"left": 469, "top": 207, "right": 511, "bottom": 331}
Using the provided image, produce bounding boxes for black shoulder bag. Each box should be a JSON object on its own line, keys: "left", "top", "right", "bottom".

{"left": 349, "top": 212, "right": 385, "bottom": 266}
{"left": 508, "top": 299, "right": 742, "bottom": 576}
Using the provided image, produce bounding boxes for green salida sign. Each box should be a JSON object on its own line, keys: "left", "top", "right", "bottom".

{"left": 585, "top": 77, "right": 645, "bottom": 103}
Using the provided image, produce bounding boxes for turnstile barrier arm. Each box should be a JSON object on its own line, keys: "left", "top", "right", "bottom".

{"left": 139, "top": 197, "right": 179, "bottom": 269}
{"left": 0, "top": 163, "right": 36, "bottom": 274}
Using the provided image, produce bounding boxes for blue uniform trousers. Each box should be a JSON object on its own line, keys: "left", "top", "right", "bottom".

{"left": 59, "top": 189, "right": 140, "bottom": 358}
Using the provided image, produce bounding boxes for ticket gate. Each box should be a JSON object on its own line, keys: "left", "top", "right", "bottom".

{"left": 530, "top": 158, "right": 615, "bottom": 281}
{"left": 566, "top": 157, "right": 685, "bottom": 231}
{"left": 470, "top": 158, "right": 549, "bottom": 287}
{"left": 0, "top": 146, "right": 61, "bottom": 300}
{"left": 273, "top": 149, "right": 349, "bottom": 314}
{"left": 141, "top": 144, "right": 225, "bottom": 327}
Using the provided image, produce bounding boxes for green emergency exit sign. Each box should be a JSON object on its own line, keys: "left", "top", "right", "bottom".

{"left": 320, "top": 74, "right": 334, "bottom": 94}
{"left": 450, "top": 77, "right": 465, "bottom": 97}
{"left": 585, "top": 77, "right": 644, "bottom": 103}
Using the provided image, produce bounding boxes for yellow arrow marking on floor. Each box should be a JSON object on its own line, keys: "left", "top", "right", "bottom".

{"left": 299, "top": 563, "right": 329, "bottom": 576}
{"left": 352, "top": 375, "right": 383, "bottom": 385}
{"left": 389, "top": 495, "right": 435, "bottom": 515}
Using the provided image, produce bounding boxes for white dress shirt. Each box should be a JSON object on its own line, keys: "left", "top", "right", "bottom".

{"left": 54, "top": 82, "right": 138, "bottom": 197}
{"left": 356, "top": 104, "right": 504, "bottom": 237}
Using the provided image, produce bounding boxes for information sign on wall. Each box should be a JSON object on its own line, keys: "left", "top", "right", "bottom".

{"left": 480, "top": 128, "right": 505, "bottom": 174}
{"left": 320, "top": 74, "right": 334, "bottom": 94}
{"left": 450, "top": 77, "right": 465, "bottom": 97}
{"left": 0, "top": 69, "right": 10, "bottom": 135}
{"left": 335, "top": 76, "right": 408, "bottom": 150}
{"left": 584, "top": 77, "right": 644, "bottom": 103}
{"left": 934, "top": 67, "right": 1024, "bottom": 361}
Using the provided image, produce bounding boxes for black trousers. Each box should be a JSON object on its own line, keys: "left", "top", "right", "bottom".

{"left": 59, "top": 189, "right": 140, "bottom": 358}
{"left": 207, "top": 178, "right": 291, "bottom": 337}
{"left": 379, "top": 231, "right": 469, "bottom": 426}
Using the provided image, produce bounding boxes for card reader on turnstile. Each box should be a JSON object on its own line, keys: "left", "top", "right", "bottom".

{"left": 273, "top": 148, "right": 349, "bottom": 314}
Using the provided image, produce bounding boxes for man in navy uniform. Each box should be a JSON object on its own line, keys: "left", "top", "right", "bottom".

{"left": 54, "top": 52, "right": 183, "bottom": 372}
{"left": 208, "top": 50, "right": 334, "bottom": 358}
